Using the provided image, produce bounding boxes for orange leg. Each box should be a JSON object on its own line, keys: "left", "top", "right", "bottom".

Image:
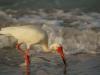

{"left": 16, "top": 43, "right": 31, "bottom": 75}
{"left": 16, "top": 43, "right": 25, "bottom": 58}
{"left": 24, "top": 48, "right": 30, "bottom": 75}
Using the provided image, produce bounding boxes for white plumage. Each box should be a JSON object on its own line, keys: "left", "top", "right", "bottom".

{"left": 0, "top": 25, "right": 50, "bottom": 52}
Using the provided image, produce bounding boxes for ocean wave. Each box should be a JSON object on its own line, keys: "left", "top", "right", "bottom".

{"left": 0, "top": 9, "right": 100, "bottom": 54}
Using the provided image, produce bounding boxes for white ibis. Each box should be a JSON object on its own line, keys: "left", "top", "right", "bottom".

{"left": 0, "top": 25, "right": 66, "bottom": 75}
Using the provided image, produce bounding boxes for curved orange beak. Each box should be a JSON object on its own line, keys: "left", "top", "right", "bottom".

{"left": 56, "top": 45, "right": 66, "bottom": 66}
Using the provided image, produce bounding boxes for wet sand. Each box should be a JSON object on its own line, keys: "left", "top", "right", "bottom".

{"left": 0, "top": 50, "right": 100, "bottom": 75}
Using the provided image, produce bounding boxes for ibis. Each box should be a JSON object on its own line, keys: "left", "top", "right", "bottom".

{"left": 0, "top": 25, "right": 66, "bottom": 75}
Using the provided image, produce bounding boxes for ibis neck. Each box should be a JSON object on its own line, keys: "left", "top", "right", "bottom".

{"left": 42, "top": 43, "right": 51, "bottom": 52}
